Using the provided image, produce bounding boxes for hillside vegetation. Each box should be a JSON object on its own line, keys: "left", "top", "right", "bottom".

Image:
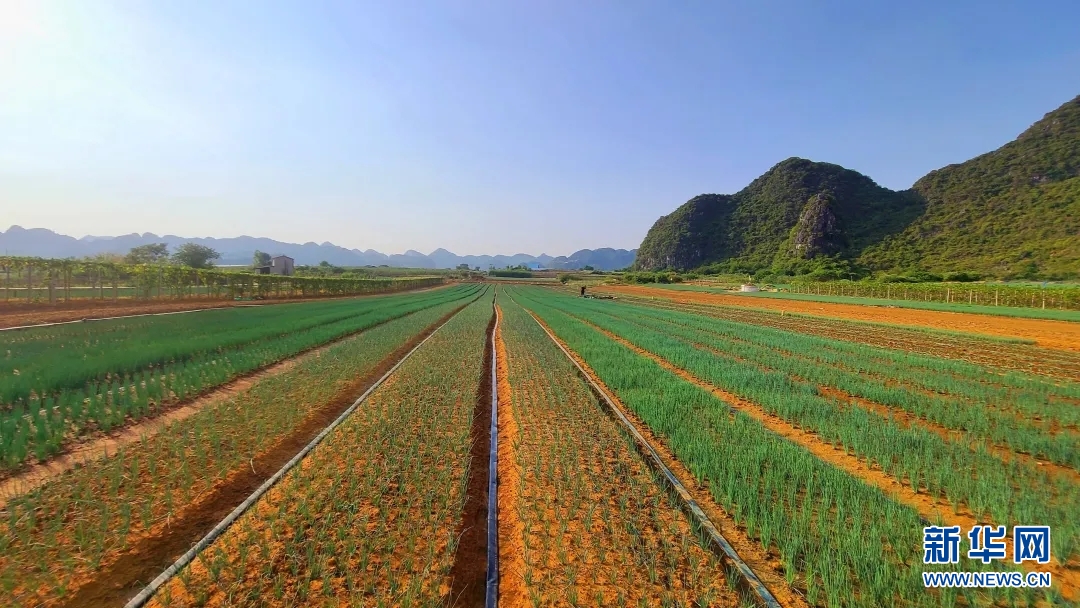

{"left": 636, "top": 95, "right": 1080, "bottom": 280}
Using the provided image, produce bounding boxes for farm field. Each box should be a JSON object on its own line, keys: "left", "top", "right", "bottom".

{"left": 2, "top": 280, "right": 1076, "bottom": 608}
{"left": 496, "top": 295, "right": 750, "bottom": 607}
{"left": 0, "top": 281, "right": 447, "bottom": 330}
{"left": 607, "top": 295, "right": 1080, "bottom": 380}
{"left": 596, "top": 284, "right": 1080, "bottom": 352}
{"left": 146, "top": 290, "right": 496, "bottom": 607}
{"left": 655, "top": 284, "right": 1080, "bottom": 321}
{"left": 509, "top": 286, "right": 1079, "bottom": 607}
{"left": 0, "top": 287, "right": 481, "bottom": 607}
{"left": 0, "top": 284, "right": 479, "bottom": 470}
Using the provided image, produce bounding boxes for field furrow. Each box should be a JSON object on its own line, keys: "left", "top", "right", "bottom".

{"left": 610, "top": 291, "right": 1080, "bottom": 379}
{"left": 514, "top": 286, "right": 1075, "bottom": 607}
{"left": 144, "top": 288, "right": 495, "bottom": 607}
{"left": 0, "top": 290, "right": 479, "bottom": 608}
{"left": 0, "top": 285, "right": 479, "bottom": 470}
{"left": 579, "top": 303, "right": 1080, "bottom": 484}
{"left": 597, "top": 285, "right": 1080, "bottom": 352}
{"left": 593, "top": 299, "right": 1080, "bottom": 462}
{"left": 497, "top": 295, "right": 764, "bottom": 607}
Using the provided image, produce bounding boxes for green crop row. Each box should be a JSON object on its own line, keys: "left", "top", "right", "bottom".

{"left": 532, "top": 292, "right": 1078, "bottom": 563}
{"left": 498, "top": 295, "right": 740, "bottom": 606}
{"left": 589, "top": 301, "right": 1080, "bottom": 465}
{"left": 631, "top": 296, "right": 1080, "bottom": 404}
{"left": 509, "top": 287, "right": 1043, "bottom": 607}
{"left": 627, "top": 296, "right": 1080, "bottom": 383}
{"left": 659, "top": 283, "right": 1080, "bottom": 319}
{"left": 2, "top": 285, "right": 476, "bottom": 403}
{"left": 148, "top": 289, "right": 495, "bottom": 607}
{"left": 0, "top": 286, "right": 479, "bottom": 468}
{"left": 0, "top": 290, "right": 481, "bottom": 607}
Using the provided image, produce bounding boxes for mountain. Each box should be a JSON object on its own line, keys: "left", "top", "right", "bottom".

{"left": 0, "top": 226, "right": 636, "bottom": 271}
{"left": 636, "top": 94, "right": 1080, "bottom": 279}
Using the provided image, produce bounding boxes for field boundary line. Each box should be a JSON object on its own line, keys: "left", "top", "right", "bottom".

{"left": 519, "top": 302, "right": 783, "bottom": 608}
{"left": 486, "top": 295, "right": 500, "bottom": 608}
{"left": 123, "top": 299, "right": 469, "bottom": 608}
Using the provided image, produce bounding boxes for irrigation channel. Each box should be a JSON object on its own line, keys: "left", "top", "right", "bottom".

{"left": 513, "top": 293, "right": 783, "bottom": 608}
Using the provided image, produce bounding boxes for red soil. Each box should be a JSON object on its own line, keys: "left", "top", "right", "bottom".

{"left": 599, "top": 285, "right": 1080, "bottom": 353}
{"left": 493, "top": 306, "right": 528, "bottom": 608}
{"left": 581, "top": 318, "right": 1079, "bottom": 600}
{"left": 0, "top": 284, "right": 449, "bottom": 330}
{"left": 527, "top": 311, "right": 808, "bottom": 608}
{"left": 445, "top": 308, "right": 496, "bottom": 607}
{"left": 54, "top": 305, "right": 468, "bottom": 608}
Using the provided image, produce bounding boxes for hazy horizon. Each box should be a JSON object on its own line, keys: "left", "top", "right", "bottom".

{"left": 3, "top": 1, "right": 1078, "bottom": 254}
{"left": 1, "top": 223, "right": 635, "bottom": 258}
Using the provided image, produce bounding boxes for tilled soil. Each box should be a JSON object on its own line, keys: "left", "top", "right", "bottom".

{"left": 511, "top": 305, "right": 785, "bottom": 607}
{"left": 600, "top": 285, "right": 1080, "bottom": 353}
{"left": 0, "top": 284, "right": 448, "bottom": 330}
{"left": 579, "top": 316, "right": 1080, "bottom": 601}
{"left": 55, "top": 305, "right": 467, "bottom": 608}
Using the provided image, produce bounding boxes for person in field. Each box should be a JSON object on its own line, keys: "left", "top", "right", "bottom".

{"left": 580, "top": 285, "right": 586, "bottom": 297}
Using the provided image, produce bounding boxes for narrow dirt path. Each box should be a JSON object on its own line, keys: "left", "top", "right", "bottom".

{"left": 525, "top": 310, "right": 808, "bottom": 608}
{"left": 598, "top": 285, "right": 1080, "bottom": 352}
{"left": 56, "top": 305, "right": 469, "bottom": 608}
{"left": 574, "top": 315, "right": 1079, "bottom": 600}
{"left": 493, "top": 305, "right": 527, "bottom": 608}
{"left": 446, "top": 308, "right": 495, "bottom": 608}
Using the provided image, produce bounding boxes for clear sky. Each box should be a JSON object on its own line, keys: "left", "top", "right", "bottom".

{"left": 2, "top": 1, "right": 1078, "bottom": 256}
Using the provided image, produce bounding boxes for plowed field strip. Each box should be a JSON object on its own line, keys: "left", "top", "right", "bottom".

{"left": 58, "top": 302, "right": 474, "bottom": 608}
{"left": 570, "top": 315, "right": 1079, "bottom": 599}
{"left": 0, "top": 305, "right": 432, "bottom": 504}
{"left": 141, "top": 289, "right": 494, "bottom": 607}
{"left": 598, "top": 285, "right": 1080, "bottom": 352}
{"left": 505, "top": 298, "right": 794, "bottom": 604}
{"left": 493, "top": 306, "right": 526, "bottom": 608}
{"left": 630, "top": 296, "right": 1080, "bottom": 391}
{"left": 600, "top": 311, "right": 1080, "bottom": 485}
{"left": 0, "top": 283, "right": 449, "bottom": 330}
{"left": 445, "top": 302, "right": 496, "bottom": 607}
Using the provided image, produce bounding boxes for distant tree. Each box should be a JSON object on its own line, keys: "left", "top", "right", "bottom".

{"left": 253, "top": 250, "right": 271, "bottom": 267}
{"left": 85, "top": 252, "right": 125, "bottom": 263}
{"left": 172, "top": 243, "right": 220, "bottom": 269}
{"left": 456, "top": 263, "right": 470, "bottom": 270}
{"left": 582, "top": 265, "right": 595, "bottom": 271}
{"left": 124, "top": 243, "right": 169, "bottom": 264}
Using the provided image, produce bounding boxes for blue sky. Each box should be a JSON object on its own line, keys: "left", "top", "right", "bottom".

{"left": 2, "top": 1, "right": 1078, "bottom": 255}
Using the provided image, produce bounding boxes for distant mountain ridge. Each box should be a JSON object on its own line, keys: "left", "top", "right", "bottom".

{"left": 0, "top": 226, "right": 636, "bottom": 271}
{"left": 636, "top": 94, "right": 1080, "bottom": 279}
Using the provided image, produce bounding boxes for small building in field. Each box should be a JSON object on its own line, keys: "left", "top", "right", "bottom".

{"left": 256, "top": 255, "right": 295, "bottom": 276}
{"left": 740, "top": 284, "right": 760, "bottom": 292}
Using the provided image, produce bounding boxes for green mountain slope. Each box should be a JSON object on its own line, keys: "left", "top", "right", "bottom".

{"left": 860, "top": 95, "right": 1080, "bottom": 278}
{"left": 636, "top": 94, "right": 1080, "bottom": 279}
